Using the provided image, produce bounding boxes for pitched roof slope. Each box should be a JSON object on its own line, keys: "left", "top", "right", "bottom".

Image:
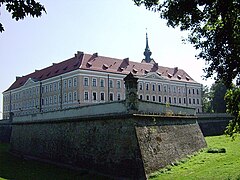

{"left": 5, "top": 51, "right": 197, "bottom": 92}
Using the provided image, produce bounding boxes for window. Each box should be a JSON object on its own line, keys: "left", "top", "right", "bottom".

{"left": 168, "top": 86, "right": 171, "bottom": 93}
{"left": 54, "top": 95, "right": 57, "bottom": 104}
{"left": 197, "top": 89, "right": 199, "bottom": 95}
{"left": 178, "top": 87, "right": 181, "bottom": 93}
{"left": 146, "top": 95, "right": 150, "bottom": 101}
{"left": 139, "top": 94, "right": 143, "bottom": 100}
{"left": 73, "top": 91, "right": 77, "bottom": 101}
{"left": 68, "top": 79, "right": 72, "bottom": 88}
{"left": 174, "top": 97, "right": 177, "bottom": 104}
{"left": 92, "top": 92, "right": 97, "bottom": 101}
{"left": 84, "top": 92, "right": 89, "bottom": 101}
{"left": 189, "top": 98, "right": 192, "bottom": 104}
{"left": 193, "top": 98, "right": 195, "bottom": 104}
{"left": 49, "top": 96, "right": 53, "bottom": 104}
{"left": 49, "top": 84, "right": 52, "bottom": 92}
{"left": 92, "top": 78, "right": 97, "bottom": 87}
{"left": 197, "top": 99, "right": 200, "bottom": 104}
{"left": 117, "top": 93, "right": 121, "bottom": 100}
{"left": 193, "top": 89, "right": 195, "bottom": 94}
{"left": 179, "top": 98, "right": 182, "bottom": 104}
{"left": 164, "top": 85, "right": 167, "bottom": 92}
{"left": 158, "top": 96, "right": 162, "bottom": 102}
{"left": 164, "top": 96, "right": 167, "bottom": 103}
{"left": 58, "top": 95, "right": 61, "bottom": 104}
{"left": 188, "top": 89, "right": 191, "bottom": 94}
{"left": 139, "top": 82, "right": 143, "bottom": 90}
{"left": 169, "top": 97, "right": 172, "bottom": 104}
{"left": 158, "top": 84, "right": 161, "bottom": 91}
{"left": 45, "top": 97, "right": 49, "bottom": 105}
{"left": 84, "top": 77, "right": 89, "bottom": 86}
{"left": 64, "top": 80, "right": 67, "bottom": 89}
{"left": 54, "top": 83, "right": 57, "bottom": 91}
{"left": 64, "top": 93, "right": 67, "bottom": 103}
{"left": 100, "top": 79, "right": 105, "bottom": 87}
{"left": 109, "top": 80, "right": 113, "bottom": 88}
{"left": 100, "top": 92, "right": 105, "bottom": 101}
{"left": 146, "top": 83, "right": 149, "bottom": 91}
{"left": 109, "top": 93, "right": 114, "bottom": 101}
{"left": 73, "top": 77, "right": 77, "bottom": 86}
{"left": 173, "top": 86, "right": 176, "bottom": 93}
{"left": 152, "top": 95, "right": 156, "bottom": 102}
{"left": 183, "top": 97, "right": 186, "bottom": 104}
{"left": 69, "top": 92, "right": 72, "bottom": 102}
{"left": 45, "top": 85, "right": 49, "bottom": 93}
{"left": 152, "top": 84, "right": 155, "bottom": 91}
{"left": 117, "top": 80, "right": 121, "bottom": 89}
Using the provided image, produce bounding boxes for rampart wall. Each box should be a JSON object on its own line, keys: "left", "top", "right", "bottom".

{"left": 10, "top": 101, "right": 206, "bottom": 179}
{"left": 0, "top": 119, "right": 12, "bottom": 143}
{"left": 197, "top": 113, "right": 233, "bottom": 136}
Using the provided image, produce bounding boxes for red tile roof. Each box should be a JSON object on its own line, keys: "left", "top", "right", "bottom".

{"left": 5, "top": 51, "right": 197, "bottom": 92}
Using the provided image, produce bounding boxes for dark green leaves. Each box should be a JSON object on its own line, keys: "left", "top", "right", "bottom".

{"left": 0, "top": 0, "right": 46, "bottom": 32}
{"left": 133, "top": 0, "right": 240, "bottom": 89}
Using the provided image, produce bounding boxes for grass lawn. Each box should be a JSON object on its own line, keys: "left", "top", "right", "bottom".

{"left": 0, "top": 143, "right": 111, "bottom": 180}
{"left": 150, "top": 135, "right": 240, "bottom": 180}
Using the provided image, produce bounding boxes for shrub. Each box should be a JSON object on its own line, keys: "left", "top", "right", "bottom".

{"left": 207, "top": 148, "right": 226, "bottom": 153}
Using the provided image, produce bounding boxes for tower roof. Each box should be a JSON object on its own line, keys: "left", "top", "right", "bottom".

{"left": 142, "top": 32, "right": 154, "bottom": 63}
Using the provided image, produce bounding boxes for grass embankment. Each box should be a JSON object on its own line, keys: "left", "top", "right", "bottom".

{"left": 150, "top": 135, "right": 240, "bottom": 180}
{"left": 0, "top": 143, "right": 110, "bottom": 180}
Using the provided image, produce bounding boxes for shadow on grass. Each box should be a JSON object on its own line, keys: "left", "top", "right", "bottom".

{"left": 0, "top": 143, "right": 112, "bottom": 180}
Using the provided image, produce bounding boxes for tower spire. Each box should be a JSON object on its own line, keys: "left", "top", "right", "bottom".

{"left": 143, "top": 30, "right": 153, "bottom": 63}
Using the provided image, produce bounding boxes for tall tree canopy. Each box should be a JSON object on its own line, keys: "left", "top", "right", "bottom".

{"left": 210, "top": 81, "right": 227, "bottom": 113}
{"left": 133, "top": 0, "right": 240, "bottom": 136}
{"left": 0, "top": 0, "right": 46, "bottom": 32}
{"left": 133, "top": 0, "right": 240, "bottom": 89}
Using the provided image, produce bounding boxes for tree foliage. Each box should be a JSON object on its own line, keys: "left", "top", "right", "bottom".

{"left": 133, "top": 0, "right": 240, "bottom": 89}
{"left": 225, "top": 87, "right": 240, "bottom": 137}
{"left": 133, "top": 0, "right": 240, "bottom": 135}
{"left": 202, "top": 85, "right": 212, "bottom": 113}
{"left": 0, "top": 0, "right": 46, "bottom": 32}
{"left": 202, "top": 81, "right": 227, "bottom": 113}
{"left": 210, "top": 81, "right": 227, "bottom": 113}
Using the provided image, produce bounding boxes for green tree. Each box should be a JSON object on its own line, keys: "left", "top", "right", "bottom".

{"left": 133, "top": 0, "right": 240, "bottom": 135}
{"left": 225, "top": 87, "right": 240, "bottom": 137}
{"left": 0, "top": 0, "right": 46, "bottom": 32}
{"left": 133, "top": 0, "right": 240, "bottom": 89}
{"left": 202, "top": 85, "right": 212, "bottom": 113}
{"left": 210, "top": 81, "right": 227, "bottom": 113}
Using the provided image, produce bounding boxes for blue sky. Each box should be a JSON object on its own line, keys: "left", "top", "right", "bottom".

{"left": 0, "top": 0, "right": 214, "bottom": 118}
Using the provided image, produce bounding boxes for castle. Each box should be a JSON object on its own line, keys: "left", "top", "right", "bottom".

{"left": 2, "top": 33, "right": 202, "bottom": 119}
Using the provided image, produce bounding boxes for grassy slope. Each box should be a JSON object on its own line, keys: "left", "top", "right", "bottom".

{"left": 0, "top": 143, "right": 110, "bottom": 180}
{"left": 150, "top": 135, "right": 240, "bottom": 180}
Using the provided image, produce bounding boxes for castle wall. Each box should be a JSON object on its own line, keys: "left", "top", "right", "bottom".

{"left": 197, "top": 113, "right": 233, "bottom": 136}
{"left": 10, "top": 102, "right": 206, "bottom": 179}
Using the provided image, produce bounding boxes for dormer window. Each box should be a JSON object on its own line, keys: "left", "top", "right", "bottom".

{"left": 186, "top": 76, "right": 190, "bottom": 81}
{"left": 118, "top": 67, "right": 124, "bottom": 71}
{"left": 177, "top": 75, "right": 182, "bottom": 79}
{"left": 144, "top": 70, "right": 149, "bottom": 74}
{"left": 132, "top": 68, "right": 138, "bottom": 73}
{"left": 103, "top": 64, "right": 109, "bottom": 69}
{"left": 157, "top": 72, "right": 162, "bottom": 76}
{"left": 168, "top": 73, "right": 173, "bottom": 78}
{"left": 87, "top": 62, "right": 92, "bottom": 67}
{"left": 63, "top": 66, "right": 68, "bottom": 71}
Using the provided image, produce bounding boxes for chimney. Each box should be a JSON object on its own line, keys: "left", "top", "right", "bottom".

{"left": 174, "top": 67, "right": 178, "bottom": 75}
{"left": 93, "top": 52, "right": 98, "bottom": 57}
{"left": 123, "top": 58, "right": 129, "bottom": 65}
{"left": 75, "top": 51, "right": 84, "bottom": 59}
